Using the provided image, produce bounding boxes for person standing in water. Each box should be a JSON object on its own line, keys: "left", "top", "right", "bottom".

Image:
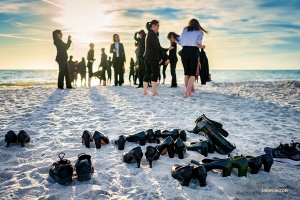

{"left": 110, "top": 34, "right": 126, "bottom": 86}
{"left": 176, "top": 19, "right": 207, "bottom": 97}
{"left": 52, "top": 30, "right": 74, "bottom": 89}
{"left": 143, "top": 20, "right": 169, "bottom": 96}
{"left": 87, "top": 43, "right": 95, "bottom": 87}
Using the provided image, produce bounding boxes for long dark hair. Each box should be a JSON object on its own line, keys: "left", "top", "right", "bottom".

{"left": 113, "top": 34, "right": 120, "bottom": 42}
{"left": 187, "top": 19, "right": 208, "bottom": 33}
{"left": 52, "top": 29, "right": 61, "bottom": 45}
{"left": 167, "top": 32, "right": 180, "bottom": 41}
{"left": 138, "top": 29, "right": 146, "bottom": 38}
{"left": 130, "top": 58, "right": 134, "bottom": 64}
{"left": 146, "top": 20, "right": 159, "bottom": 30}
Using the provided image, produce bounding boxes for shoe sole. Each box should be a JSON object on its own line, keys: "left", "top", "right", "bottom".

{"left": 273, "top": 158, "right": 300, "bottom": 165}
{"left": 49, "top": 172, "right": 73, "bottom": 185}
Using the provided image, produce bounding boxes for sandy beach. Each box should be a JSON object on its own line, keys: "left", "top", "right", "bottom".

{"left": 0, "top": 81, "right": 299, "bottom": 200}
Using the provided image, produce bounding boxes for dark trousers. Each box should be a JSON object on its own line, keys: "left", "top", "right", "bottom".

{"left": 143, "top": 59, "right": 159, "bottom": 82}
{"left": 113, "top": 57, "right": 124, "bottom": 86}
{"left": 138, "top": 57, "right": 146, "bottom": 87}
{"left": 129, "top": 70, "right": 134, "bottom": 81}
{"left": 134, "top": 68, "right": 139, "bottom": 84}
{"left": 87, "top": 62, "right": 93, "bottom": 78}
{"left": 181, "top": 46, "right": 198, "bottom": 76}
{"left": 162, "top": 64, "right": 167, "bottom": 79}
{"left": 102, "top": 66, "right": 107, "bottom": 81}
{"left": 57, "top": 60, "right": 72, "bottom": 89}
{"left": 170, "top": 61, "right": 177, "bottom": 87}
{"left": 107, "top": 68, "right": 112, "bottom": 82}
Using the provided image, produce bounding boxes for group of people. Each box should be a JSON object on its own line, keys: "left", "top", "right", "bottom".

{"left": 52, "top": 18, "right": 209, "bottom": 97}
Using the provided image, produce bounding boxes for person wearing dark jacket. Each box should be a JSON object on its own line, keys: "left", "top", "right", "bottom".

{"left": 110, "top": 34, "right": 126, "bottom": 86}
{"left": 68, "top": 55, "right": 75, "bottom": 86}
{"left": 78, "top": 57, "right": 86, "bottom": 86}
{"left": 129, "top": 58, "right": 135, "bottom": 83}
{"left": 107, "top": 57, "right": 112, "bottom": 84}
{"left": 199, "top": 48, "right": 210, "bottom": 85}
{"left": 143, "top": 20, "right": 169, "bottom": 96}
{"left": 87, "top": 43, "right": 95, "bottom": 87}
{"left": 167, "top": 32, "right": 180, "bottom": 87}
{"left": 100, "top": 48, "right": 108, "bottom": 86}
{"left": 134, "top": 30, "right": 146, "bottom": 88}
{"left": 52, "top": 30, "right": 73, "bottom": 89}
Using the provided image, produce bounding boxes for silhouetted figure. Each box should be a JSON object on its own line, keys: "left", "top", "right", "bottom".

{"left": 68, "top": 55, "right": 75, "bottom": 86}
{"left": 52, "top": 30, "right": 73, "bottom": 89}
{"left": 78, "top": 57, "right": 87, "bottom": 86}
{"left": 107, "top": 57, "right": 112, "bottom": 85}
{"left": 134, "top": 30, "right": 146, "bottom": 88}
{"left": 129, "top": 58, "right": 135, "bottom": 84}
{"left": 100, "top": 48, "right": 108, "bottom": 86}
{"left": 110, "top": 34, "right": 126, "bottom": 86}
{"left": 87, "top": 43, "right": 95, "bottom": 87}
{"left": 167, "top": 32, "right": 180, "bottom": 87}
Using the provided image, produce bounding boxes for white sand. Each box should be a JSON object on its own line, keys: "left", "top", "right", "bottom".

{"left": 0, "top": 81, "right": 299, "bottom": 200}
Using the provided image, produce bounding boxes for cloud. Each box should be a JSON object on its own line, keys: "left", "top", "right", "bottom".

{"left": 0, "top": 33, "right": 51, "bottom": 42}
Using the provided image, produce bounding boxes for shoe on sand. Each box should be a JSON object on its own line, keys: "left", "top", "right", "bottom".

{"left": 75, "top": 153, "right": 94, "bottom": 181}
{"left": 264, "top": 143, "right": 300, "bottom": 166}
{"left": 49, "top": 152, "right": 73, "bottom": 185}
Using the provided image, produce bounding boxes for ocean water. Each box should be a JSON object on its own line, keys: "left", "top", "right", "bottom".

{"left": 0, "top": 69, "right": 299, "bottom": 87}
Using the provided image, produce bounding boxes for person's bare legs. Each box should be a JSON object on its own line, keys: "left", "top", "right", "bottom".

{"left": 185, "top": 76, "right": 195, "bottom": 97}
{"left": 151, "top": 81, "right": 158, "bottom": 96}
{"left": 184, "top": 75, "right": 189, "bottom": 88}
{"left": 143, "top": 81, "right": 149, "bottom": 95}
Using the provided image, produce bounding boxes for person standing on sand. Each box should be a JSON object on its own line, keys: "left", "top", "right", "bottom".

{"left": 100, "top": 48, "right": 108, "bottom": 86}
{"left": 78, "top": 57, "right": 86, "bottom": 86}
{"left": 143, "top": 20, "right": 170, "bottom": 96}
{"left": 129, "top": 58, "right": 135, "bottom": 84}
{"left": 74, "top": 60, "right": 79, "bottom": 86}
{"left": 110, "top": 34, "right": 126, "bottom": 86}
{"left": 107, "top": 56, "right": 112, "bottom": 85}
{"left": 68, "top": 55, "right": 75, "bottom": 87}
{"left": 167, "top": 32, "right": 179, "bottom": 87}
{"left": 52, "top": 30, "right": 74, "bottom": 89}
{"left": 176, "top": 19, "right": 207, "bottom": 97}
{"left": 134, "top": 30, "right": 146, "bottom": 88}
{"left": 87, "top": 43, "right": 95, "bottom": 87}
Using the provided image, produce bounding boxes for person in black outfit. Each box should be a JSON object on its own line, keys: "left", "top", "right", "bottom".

{"left": 100, "top": 48, "right": 108, "bottom": 86}
{"left": 107, "top": 56, "right": 112, "bottom": 85}
{"left": 129, "top": 58, "right": 135, "bottom": 84}
{"left": 68, "top": 55, "right": 75, "bottom": 86}
{"left": 167, "top": 32, "right": 180, "bottom": 87}
{"left": 74, "top": 61, "right": 79, "bottom": 86}
{"left": 87, "top": 43, "right": 95, "bottom": 87}
{"left": 143, "top": 20, "right": 169, "bottom": 96}
{"left": 134, "top": 30, "right": 146, "bottom": 88}
{"left": 52, "top": 30, "right": 73, "bottom": 89}
{"left": 78, "top": 57, "right": 86, "bottom": 86}
{"left": 110, "top": 34, "right": 126, "bottom": 86}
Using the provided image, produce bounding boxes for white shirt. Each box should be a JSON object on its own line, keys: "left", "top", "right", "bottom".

{"left": 114, "top": 42, "right": 119, "bottom": 57}
{"left": 176, "top": 27, "right": 203, "bottom": 47}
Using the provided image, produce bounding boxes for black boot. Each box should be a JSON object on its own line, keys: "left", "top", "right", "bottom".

{"left": 174, "top": 138, "right": 186, "bottom": 159}
{"left": 122, "top": 146, "right": 143, "bottom": 168}
{"left": 145, "top": 146, "right": 160, "bottom": 168}
{"left": 261, "top": 153, "right": 273, "bottom": 172}
{"left": 186, "top": 140, "right": 208, "bottom": 157}
{"left": 75, "top": 153, "right": 94, "bottom": 181}
{"left": 49, "top": 152, "right": 73, "bottom": 185}
{"left": 93, "top": 131, "right": 109, "bottom": 149}
{"left": 156, "top": 136, "right": 175, "bottom": 158}
{"left": 4, "top": 130, "right": 18, "bottom": 147}
{"left": 82, "top": 130, "right": 93, "bottom": 148}
{"left": 115, "top": 135, "right": 126, "bottom": 150}
{"left": 125, "top": 131, "right": 146, "bottom": 146}
{"left": 17, "top": 130, "right": 30, "bottom": 147}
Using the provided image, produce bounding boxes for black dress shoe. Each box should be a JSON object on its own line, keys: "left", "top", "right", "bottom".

{"left": 146, "top": 129, "right": 160, "bottom": 143}
{"left": 93, "top": 131, "right": 109, "bottom": 149}
{"left": 4, "top": 130, "right": 18, "bottom": 147}
{"left": 192, "top": 158, "right": 232, "bottom": 177}
{"left": 243, "top": 155, "right": 262, "bottom": 174}
{"left": 125, "top": 131, "right": 146, "bottom": 146}
{"left": 145, "top": 146, "right": 160, "bottom": 168}
{"left": 174, "top": 138, "right": 186, "bottom": 159}
{"left": 156, "top": 136, "right": 175, "bottom": 158}
{"left": 75, "top": 153, "right": 94, "bottom": 181}
{"left": 192, "top": 114, "right": 228, "bottom": 137}
{"left": 171, "top": 164, "right": 193, "bottom": 186}
{"left": 49, "top": 152, "right": 73, "bottom": 185}
{"left": 261, "top": 153, "right": 273, "bottom": 172}
{"left": 229, "top": 155, "right": 248, "bottom": 177}
{"left": 82, "top": 130, "right": 93, "bottom": 148}
{"left": 123, "top": 146, "right": 143, "bottom": 168}
{"left": 115, "top": 135, "right": 126, "bottom": 150}
{"left": 196, "top": 119, "right": 235, "bottom": 155}
{"left": 18, "top": 130, "right": 30, "bottom": 147}
{"left": 186, "top": 140, "right": 208, "bottom": 157}
{"left": 155, "top": 130, "right": 179, "bottom": 141}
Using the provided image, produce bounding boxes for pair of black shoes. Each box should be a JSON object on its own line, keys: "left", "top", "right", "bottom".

{"left": 171, "top": 162, "right": 207, "bottom": 187}
{"left": 156, "top": 136, "right": 186, "bottom": 159}
{"left": 49, "top": 152, "right": 94, "bottom": 185}
{"left": 82, "top": 131, "right": 109, "bottom": 149}
{"left": 186, "top": 138, "right": 214, "bottom": 157}
{"left": 234, "top": 154, "right": 274, "bottom": 174}
{"left": 114, "top": 129, "right": 160, "bottom": 150}
{"left": 155, "top": 129, "right": 186, "bottom": 142}
{"left": 123, "top": 146, "right": 160, "bottom": 168}
{"left": 5, "top": 130, "right": 30, "bottom": 147}
{"left": 190, "top": 114, "right": 236, "bottom": 155}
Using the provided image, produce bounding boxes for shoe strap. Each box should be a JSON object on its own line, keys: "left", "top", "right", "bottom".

{"left": 58, "top": 152, "right": 65, "bottom": 160}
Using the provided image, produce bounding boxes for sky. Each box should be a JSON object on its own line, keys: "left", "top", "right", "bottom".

{"left": 0, "top": 0, "right": 299, "bottom": 70}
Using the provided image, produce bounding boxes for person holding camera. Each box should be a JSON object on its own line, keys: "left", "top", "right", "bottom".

{"left": 52, "top": 30, "right": 74, "bottom": 89}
